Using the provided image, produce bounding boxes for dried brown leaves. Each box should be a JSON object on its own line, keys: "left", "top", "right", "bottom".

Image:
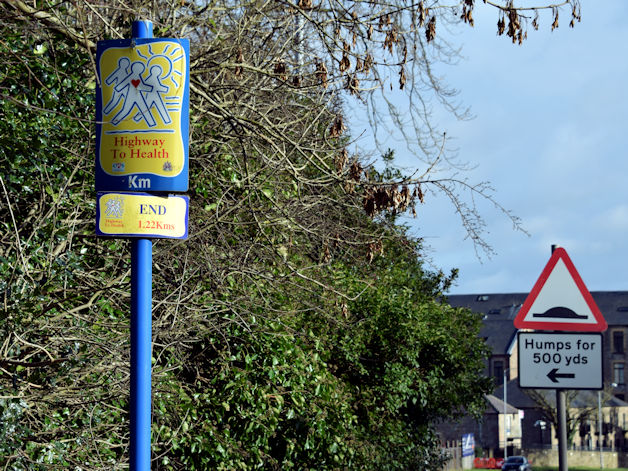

{"left": 316, "top": 60, "right": 328, "bottom": 88}
{"left": 329, "top": 115, "right": 346, "bottom": 138}
{"left": 461, "top": 0, "right": 474, "bottom": 26}
{"left": 493, "top": 2, "right": 581, "bottom": 45}
{"left": 425, "top": 16, "right": 436, "bottom": 43}
{"left": 363, "top": 184, "right": 420, "bottom": 218}
{"left": 298, "top": 0, "right": 312, "bottom": 9}
{"left": 234, "top": 47, "right": 244, "bottom": 79}
{"left": 335, "top": 148, "right": 348, "bottom": 173}
{"left": 274, "top": 60, "right": 287, "bottom": 81}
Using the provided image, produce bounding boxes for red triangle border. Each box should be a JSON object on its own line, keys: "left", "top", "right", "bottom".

{"left": 514, "top": 248, "right": 608, "bottom": 332}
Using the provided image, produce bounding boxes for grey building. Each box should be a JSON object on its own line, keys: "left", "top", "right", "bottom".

{"left": 448, "top": 292, "right": 628, "bottom": 401}
{"left": 440, "top": 292, "right": 628, "bottom": 454}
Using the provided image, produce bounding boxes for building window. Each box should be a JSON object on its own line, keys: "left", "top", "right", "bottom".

{"left": 613, "top": 330, "right": 625, "bottom": 353}
{"left": 614, "top": 363, "right": 625, "bottom": 386}
{"left": 493, "top": 360, "right": 504, "bottom": 382}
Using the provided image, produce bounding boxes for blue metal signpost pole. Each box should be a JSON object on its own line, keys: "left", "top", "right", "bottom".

{"left": 131, "top": 238, "right": 152, "bottom": 470}
{"left": 130, "top": 20, "right": 154, "bottom": 471}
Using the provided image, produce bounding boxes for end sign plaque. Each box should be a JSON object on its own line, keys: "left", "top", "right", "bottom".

{"left": 96, "top": 192, "right": 189, "bottom": 239}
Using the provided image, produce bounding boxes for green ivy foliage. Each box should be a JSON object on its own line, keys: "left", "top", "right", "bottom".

{"left": 153, "top": 320, "right": 358, "bottom": 470}
{"left": 1, "top": 28, "right": 129, "bottom": 469}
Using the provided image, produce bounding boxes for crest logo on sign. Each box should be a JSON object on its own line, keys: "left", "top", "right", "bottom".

{"left": 514, "top": 248, "right": 607, "bottom": 332}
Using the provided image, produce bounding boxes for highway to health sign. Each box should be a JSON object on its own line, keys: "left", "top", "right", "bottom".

{"left": 518, "top": 332, "right": 603, "bottom": 390}
{"left": 95, "top": 37, "right": 189, "bottom": 192}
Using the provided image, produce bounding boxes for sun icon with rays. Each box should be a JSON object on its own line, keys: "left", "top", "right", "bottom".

{"left": 135, "top": 43, "right": 185, "bottom": 92}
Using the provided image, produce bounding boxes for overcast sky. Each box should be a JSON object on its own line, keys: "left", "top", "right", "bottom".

{"left": 355, "top": 1, "right": 628, "bottom": 295}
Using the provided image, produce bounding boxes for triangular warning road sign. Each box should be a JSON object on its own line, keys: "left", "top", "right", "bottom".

{"left": 514, "top": 248, "right": 607, "bottom": 332}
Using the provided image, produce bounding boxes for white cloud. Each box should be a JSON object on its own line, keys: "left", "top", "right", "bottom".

{"left": 596, "top": 205, "right": 628, "bottom": 231}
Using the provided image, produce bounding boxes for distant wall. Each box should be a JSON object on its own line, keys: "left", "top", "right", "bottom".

{"left": 523, "top": 449, "right": 625, "bottom": 467}
{"left": 442, "top": 449, "right": 628, "bottom": 469}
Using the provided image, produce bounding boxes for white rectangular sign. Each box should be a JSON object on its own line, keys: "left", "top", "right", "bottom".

{"left": 518, "top": 332, "right": 603, "bottom": 390}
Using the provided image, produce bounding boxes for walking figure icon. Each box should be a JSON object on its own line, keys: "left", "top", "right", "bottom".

{"left": 133, "top": 64, "right": 171, "bottom": 125}
{"left": 110, "top": 61, "right": 157, "bottom": 126}
{"left": 103, "top": 57, "right": 130, "bottom": 115}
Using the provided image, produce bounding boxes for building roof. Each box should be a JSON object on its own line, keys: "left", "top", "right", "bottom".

{"left": 447, "top": 293, "right": 528, "bottom": 321}
{"left": 447, "top": 292, "right": 628, "bottom": 352}
{"left": 493, "top": 380, "right": 539, "bottom": 410}
{"left": 478, "top": 320, "right": 518, "bottom": 356}
{"left": 447, "top": 293, "right": 527, "bottom": 355}
{"left": 492, "top": 381, "right": 628, "bottom": 410}
{"left": 590, "top": 291, "right": 628, "bottom": 325}
{"left": 567, "top": 389, "right": 628, "bottom": 408}
{"left": 485, "top": 394, "right": 520, "bottom": 414}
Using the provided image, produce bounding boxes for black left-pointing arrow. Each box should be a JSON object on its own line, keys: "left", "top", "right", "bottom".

{"left": 547, "top": 368, "right": 575, "bottom": 383}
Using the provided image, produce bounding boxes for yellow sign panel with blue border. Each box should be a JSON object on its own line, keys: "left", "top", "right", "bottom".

{"left": 96, "top": 38, "right": 189, "bottom": 192}
{"left": 96, "top": 192, "right": 189, "bottom": 239}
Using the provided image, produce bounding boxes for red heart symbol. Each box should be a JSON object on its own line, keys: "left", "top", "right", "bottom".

{"left": 131, "top": 79, "right": 140, "bottom": 88}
